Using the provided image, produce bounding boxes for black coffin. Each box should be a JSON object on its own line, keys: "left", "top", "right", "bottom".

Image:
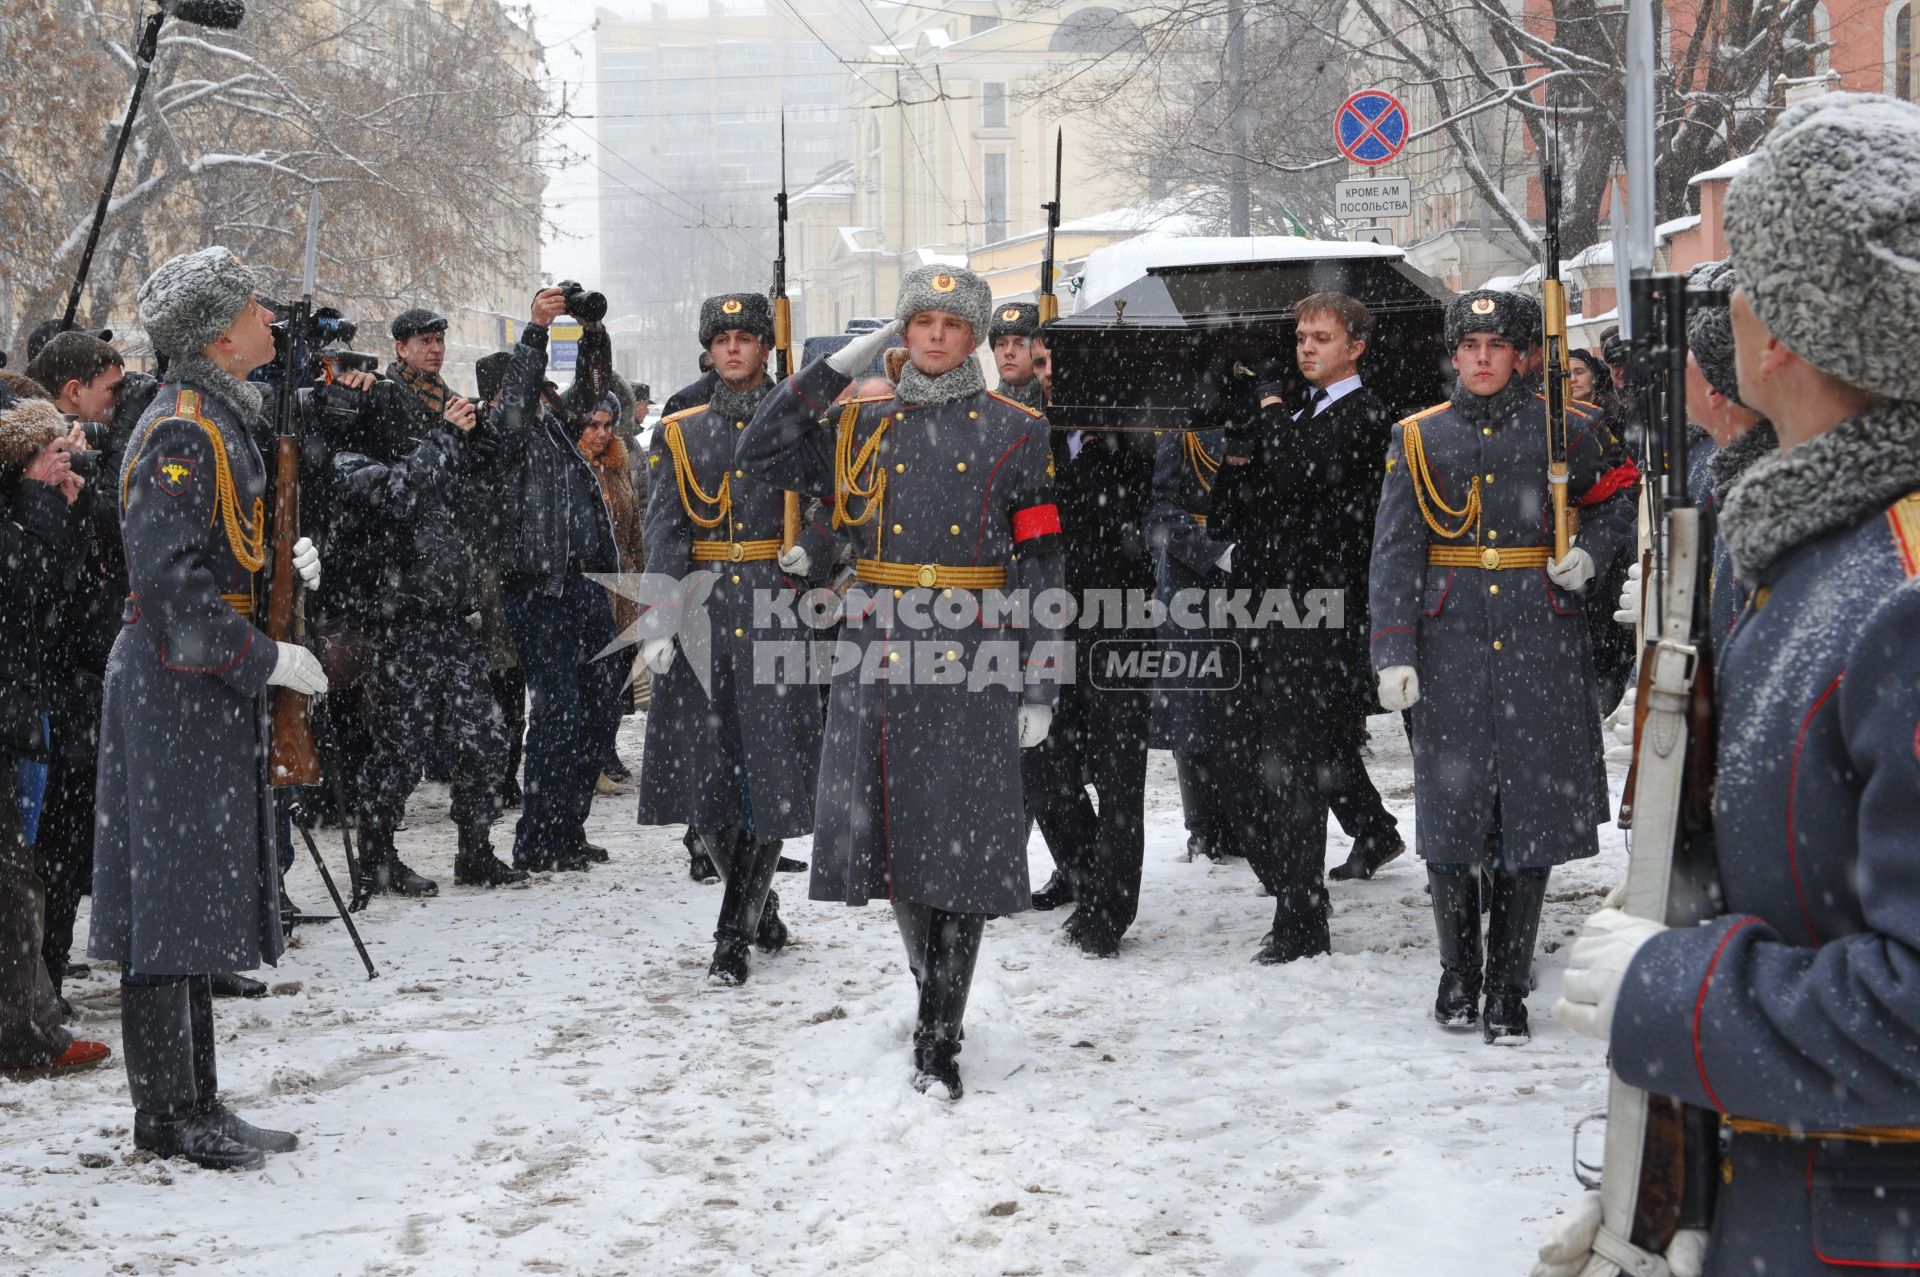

{"left": 1046, "top": 250, "right": 1455, "bottom": 430}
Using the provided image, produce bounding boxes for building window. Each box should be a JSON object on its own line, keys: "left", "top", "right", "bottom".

{"left": 971, "top": 13, "right": 1001, "bottom": 36}
{"left": 982, "top": 82, "right": 1007, "bottom": 129}
{"left": 1896, "top": 2, "right": 1914, "bottom": 100}
{"left": 984, "top": 152, "right": 1008, "bottom": 244}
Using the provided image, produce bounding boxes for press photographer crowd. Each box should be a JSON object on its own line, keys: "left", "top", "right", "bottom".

{"left": 4, "top": 81, "right": 1919, "bottom": 1276}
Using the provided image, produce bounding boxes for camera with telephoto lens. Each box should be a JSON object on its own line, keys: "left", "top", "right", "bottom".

{"left": 554, "top": 280, "right": 607, "bottom": 325}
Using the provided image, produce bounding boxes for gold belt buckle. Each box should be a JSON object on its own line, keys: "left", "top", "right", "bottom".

{"left": 730, "top": 543, "right": 746, "bottom": 562}
{"left": 1480, "top": 547, "right": 1500, "bottom": 570}
{"left": 915, "top": 564, "right": 938, "bottom": 588}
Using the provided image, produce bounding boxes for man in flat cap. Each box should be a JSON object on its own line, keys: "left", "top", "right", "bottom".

{"left": 739, "top": 265, "right": 1064, "bottom": 1099}
{"left": 637, "top": 292, "right": 827, "bottom": 984}
{"left": 1545, "top": 91, "right": 1920, "bottom": 1277}
{"left": 90, "top": 246, "right": 326, "bottom": 1168}
{"left": 989, "top": 302, "right": 1045, "bottom": 410}
{"left": 1369, "top": 287, "right": 1634, "bottom": 1045}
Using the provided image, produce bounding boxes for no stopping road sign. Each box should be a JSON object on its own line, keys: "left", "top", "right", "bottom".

{"left": 1335, "top": 91, "right": 1409, "bottom": 167}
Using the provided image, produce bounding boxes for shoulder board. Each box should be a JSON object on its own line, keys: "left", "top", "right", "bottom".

{"left": 1397, "top": 402, "right": 1450, "bottom": 428}
{"left": 844, "top": 394, "right": 893, "bottom": 407}
{"left": 986, "top": 390, "right": 1045, "bottom": 419}
{"left": 662, "top": 403, "right": 710, "bottom": 425}
{"left": 1887, "top": 491, "right": 1920, "bottom": 579}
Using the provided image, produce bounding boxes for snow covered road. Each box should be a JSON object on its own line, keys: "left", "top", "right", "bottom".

{"left": 1, "top": 714, "right": 1628, "bottom": 1275}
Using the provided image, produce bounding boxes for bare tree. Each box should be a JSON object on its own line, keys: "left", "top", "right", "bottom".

{"left": 1030, "top": 0, "right": 1831, "bottom": 254}
{"left": 1, "top": 0, "right": 565, "bottom": 351}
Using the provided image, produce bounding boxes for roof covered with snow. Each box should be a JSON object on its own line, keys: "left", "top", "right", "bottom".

{"left": 1078, "top": 235, "right": 1401, "bottom": 310}
{"left": 1688, "top": 153, "right": 1756, "bottom": 186}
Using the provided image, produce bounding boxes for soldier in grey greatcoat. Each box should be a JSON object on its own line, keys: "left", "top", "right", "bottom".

{"left": 637, "top": 293, "right": 829, "bottom": 985}
{"left": 1369, "top": 288, "right": 1634, "bottom": 1044}
{"left": 90, "top": 247, "right": 328, "bottom": 1169}
{"left": 1145, "top": 424, "right": 1228, "bottom": 864}
{"left": 739, "top": 265, "right": 1065, "bottom": 1100}
{"left": 1546, "top": 92, "right": 1920, "bottom": 1277}
{"left": 988, "top": 302, "right": 1046, "bottom": 411}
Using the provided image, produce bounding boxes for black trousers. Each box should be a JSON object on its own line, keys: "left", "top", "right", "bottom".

{"left": 489, "top": 667, "right": 527, "bottom": 792}
{"left": 358, "top": 613, "right": 507, "bottom": 840}
{"left": 36, "top": 742, "right": 97, "bottom": 991}
{"left": 1324, "top": 711, "right": 1399, "bottom": 854}
{"left": 1022, "top": 678, "right": 1151, "bottom": 937}
{"left": 0, "top": 757, "right": 70, "bottom": 1068}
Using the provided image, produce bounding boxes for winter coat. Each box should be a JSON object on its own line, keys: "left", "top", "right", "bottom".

{"left": 1609, "top": 398, "right": 1920, "bottom": 1275}
{"left": 0, "top": 395, "right": 83, "bottom": 762}
{"left": 90, "top": 368, "right": 284, "bottom": 974}
{"left": 738, "top": 356, "right": 1066, "bottom": 914}
{"left": 490, "top": 324, "right": 619, "bottom": 595}
{"left": 661, "top": 370, "right": 718, "bottom": 420}
{"left": 637, "top": 383, "right": 830, "bottom": 840}
{"left": 581, "top": 432, "right": 644, "bottom": 635}
{"left": 1144, "top": 427, "right": 1229, "bottom": 753}
{"left": 1368, "top": 389, "right": 1635, "bottom": 870}
{"left": 326, "top": 376, "right": 494, "bottom": 623}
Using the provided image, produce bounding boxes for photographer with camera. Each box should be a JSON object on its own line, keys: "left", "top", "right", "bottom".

{"left": 486, "top": 284, "right": 623, "bottom": 875}
{"left": 318, "top": 306, "right": 524, "bottom": 895}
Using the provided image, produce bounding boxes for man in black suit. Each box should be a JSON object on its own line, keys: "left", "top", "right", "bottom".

{"left": 1207, "top": 292, "right": 1404, "bottom": 963}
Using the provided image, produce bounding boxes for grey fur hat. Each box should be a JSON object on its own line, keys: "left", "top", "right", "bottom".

{"left": 896, "top": 265, "right": 991, "bottom": 341}
{"left": 988, "top": 301, "right": 1039, "bottom": 343}
{"left": 137, "top": 246, "right": 259, "bottom": 361}
{"left": 1445, "top": 289, "right": 1538, "bottom": 350}
{"left": 698, "top": 293, "right": 774, "bottom": 349}
{"left": 1685, "top": 259, "right": 1744, "bottom": 406}
{"left": 1725, "top": 92, "right": 1920, "bottom": 401}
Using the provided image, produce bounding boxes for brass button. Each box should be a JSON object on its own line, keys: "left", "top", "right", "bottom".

{"left": 892, "top": 588, "right": 903, "bottom": 599}
{"left": 895, "top": 462, "right": 906, "bottom": 473}
{"left": 731, "top": 574, "right": 741, "bottom": 584}
{"left": 1482, "top": 427, "right": 1493, "bottom": 436}
{"left": 1488, "top": 583, "right": 1499, "bottom": 595}
{"left": 949, "top": 524, "right": 960, "bottom": 535}
{"left": 1753, "top": 586, "right": 1771, "bottom": 610}
{"left": 1480, "top": 547, "right": 1500, "bottom": 570}
{"left": 888, "top": 650, "right": 901, "bottom": 663}
{"left": 956, "top": 462, "right": 968, "bottom": 473}
{"left": 1485, "top": 473, "right": 1495, "bottom": 483}
{"left": 735, "top": 468, "right": 744, "bottom": 477}
{"left": 968, "top": 411, "right": 979, "bottom": 420}
{"left": 734, "top": 627, "right": 745, "bottom": 638}
{"left": 1486, "top": 530, "right": 1498, "bottom": 541}
{"left": 735, "top": 419, "right": 745, "bottom": 430}
{"left": 945, "top": 649, "right": 957, "bottom": 660}
{"left": 1492, "top": 640, "right": 1503, "bottom": 651}
{"left": 941, "top": 588, "right": 952, "bottom": 598}
{"left": 892, "top": 523, "right": 903, "bottom": 534}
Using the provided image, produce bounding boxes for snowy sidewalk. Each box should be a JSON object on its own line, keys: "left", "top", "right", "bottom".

{"left": 0, "top": 715, "right": 1625, "bottom": 1275}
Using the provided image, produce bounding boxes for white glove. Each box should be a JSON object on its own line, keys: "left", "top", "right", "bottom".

{"left": 1552, "top": 907, "right": 1666, "bottom": 1041}
{"left": 826, "top": 319, "right": 903, "bottom": 378}
{"left": 292, "top": 536, "right": 321, "bottom": 591}
{"left": 1017, "top": 704, "right": 1052, "bottom": 748}
{"left": 267, "top": 641, "right": 328, "bottom": 696}
{"left": 1610, "top": 685, "right": 1637, "bottom": 747}
{"left": 1531, "top": 1189, "right": 1707, "bottom": 1277}
{"left": 1612, "top": 559, "right": 1642, "bottom": 626}
{"left": 1377, "top": 665, "right": 1420, "bottom": 711}
{"left": 641, "top": 635, "right": 676, "bottom": 675}
{"left": 1547, "top": 545, "right": 1596, "bottom": 592}
{"left": 777, "top": 544, "right": 812, "bottom": 576}
{"left": 1215, "top": 543, "right": 1234, "bottom": 573}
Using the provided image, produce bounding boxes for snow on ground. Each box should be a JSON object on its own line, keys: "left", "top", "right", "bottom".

{"left": 0, "top": 713, "right": 1628, "bottom": 1275}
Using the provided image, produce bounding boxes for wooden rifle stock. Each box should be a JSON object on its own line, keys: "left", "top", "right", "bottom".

{"left": 267, "top": 435, "right": 321, "bottom": 786}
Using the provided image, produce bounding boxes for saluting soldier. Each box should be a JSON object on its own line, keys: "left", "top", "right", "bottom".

{"left": 1546, "top": 92, "right": 1920, "bottom": 1277}
{"left": 738, "top": 265, "right": 1065, "bottom": 1100}
{"left": 90, "top": 248, "right": 326, "bottom": 1169}
{"left": 637, "top": 293, "right": 829, "bottom": 986}
{"left": 1369, "top": 288, "right": 1635, "bottom": 1044}
{"left": 989, "top": 302, "right": 1046, "bottom": 411}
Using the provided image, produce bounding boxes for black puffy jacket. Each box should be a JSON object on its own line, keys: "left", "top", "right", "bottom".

{"left": 0, "top": 392, "right": 83, "bottom": 760}
{"left": 490, "top": 323, "right": 617, "bottom": 596}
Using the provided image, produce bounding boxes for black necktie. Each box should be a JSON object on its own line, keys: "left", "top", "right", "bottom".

{"left": 1298, "top": 388, "right": 1328, "bottom": 420}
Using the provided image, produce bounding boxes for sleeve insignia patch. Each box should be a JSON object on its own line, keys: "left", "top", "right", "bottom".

{"left": 1046, "top": 454, "right": 1056, "bottom": 479}
{"left": 156, "top": 455, "right": 195, "bottom": 496}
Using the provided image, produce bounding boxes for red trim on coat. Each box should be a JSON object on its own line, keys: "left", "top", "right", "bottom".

{"left": 159, "top": 626, "right": 255, "bottom": 676}
{"left": 1787, "top": 674, "right": 1846, "bottom": 946}
{"left": 880, "top": 633, "right": 894, "bottom": 901}
{"left": 1370, "top": 626, "right": 1414, "bottom": 643}
{"left": 1578, "top": 459, "right": 1641, "bottom": 507}
{"left": 1806, "top": 1145, "right": 1920, "bottom": 1268}
{"left": 975, "top": 433, "right": 1031, "bottom": 557}
{"left": 1012, "top": 503, "right": 1062, "bottom": 543}
{"left": 1692, "top": 915, "right": 1766, "bottom": 1112}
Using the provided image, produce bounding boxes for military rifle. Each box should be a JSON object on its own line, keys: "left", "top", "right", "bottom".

{"left": 1039, "top": 129, "right": 1063, "bottom": 325}
{"left": 1540, "top": 112, "right": 1573, "bottom": 561}
{"left": 1571, "top": 7, "right": 1722, "bottom": 1265}
{"left": 773, "top": 111, "right": 801, "bottom": 550}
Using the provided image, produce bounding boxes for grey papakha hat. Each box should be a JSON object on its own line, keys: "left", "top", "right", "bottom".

{"left": 698, "top": 293, "right": 774, "bottom": 349}
{"left": 1444, "top": 289, "right": 1539, "bottom": 351}
{"left": 1725, "top": 92, "right": 1920, "bottom": 402}
{"left": 988, "top": 302, "right": 1039, "bottom": 343}
{"left": 1685, "top": 259, "right": 1744, "bottom": 407}
{"left": 895, "top": 265, "right": 992, "bottom": 342}
{"left": 137, "top": 246, "right": 259, "bottom": 361}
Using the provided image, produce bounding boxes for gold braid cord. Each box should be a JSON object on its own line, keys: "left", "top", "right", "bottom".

{"left": 833, "top": 401, "right": 890, "bottom": 532}
{"left": 1184, "top": 431, "right": 1220, "bottom": 492}
{"left": 663, "top": 417, "right": 732, "bottom": 530}
{"left": 1402, "top": 418, "right": 1481, "bottom": 541}
{"left": 123, "top": 397, "right": 265, "bottom": 573}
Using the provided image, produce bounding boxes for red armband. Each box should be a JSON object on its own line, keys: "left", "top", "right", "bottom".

{"left": 1012, "top": 503, "right": 1062, "bottom": 543}
{"left": 1578, "top": 459, "right": 1640, "bottom": 507}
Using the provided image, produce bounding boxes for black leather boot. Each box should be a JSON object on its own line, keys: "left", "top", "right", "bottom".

{"left": 124, "top": 980, "right": 261, "bottom": 1170}
{"left": 1429, "top": 869, "right": 1483, "bottom": 1029}
{"left": 189, "top": 977, "right": 296, "bottom": 1154}
{"left": 455, "top": 821, "right": 529, "bottom": 888}
{"left": 1328, "top": 829, "right": 1407, "bottom": 881}
{"left": 912, "top": 910, "right": 985, "bottom": 1101}
{"left": 356, "top": 827, "right": 439, "bottom": 898}
{"left": 756, "top": 889, "right": 789, "bottom": 953}
{"left": 1483, "top": 870, "right": 1549, "bottom": 1045}
{"left": 707, "top": 833, "right": 783, "bottom": 987}
{"left": 892, "top": 899, "right": 933, "bottom": 988}
{"left": 1029, "top": 869, "right": 1074, "bottom": 911}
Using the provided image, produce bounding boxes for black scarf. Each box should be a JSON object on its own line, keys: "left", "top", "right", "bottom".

{"left": 1448, "top": 375, "right": 1534, "bottom": 430}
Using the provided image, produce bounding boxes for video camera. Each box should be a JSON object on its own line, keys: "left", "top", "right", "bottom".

{"left": 259, "top": 303, "right": 379, "bottom": 436}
